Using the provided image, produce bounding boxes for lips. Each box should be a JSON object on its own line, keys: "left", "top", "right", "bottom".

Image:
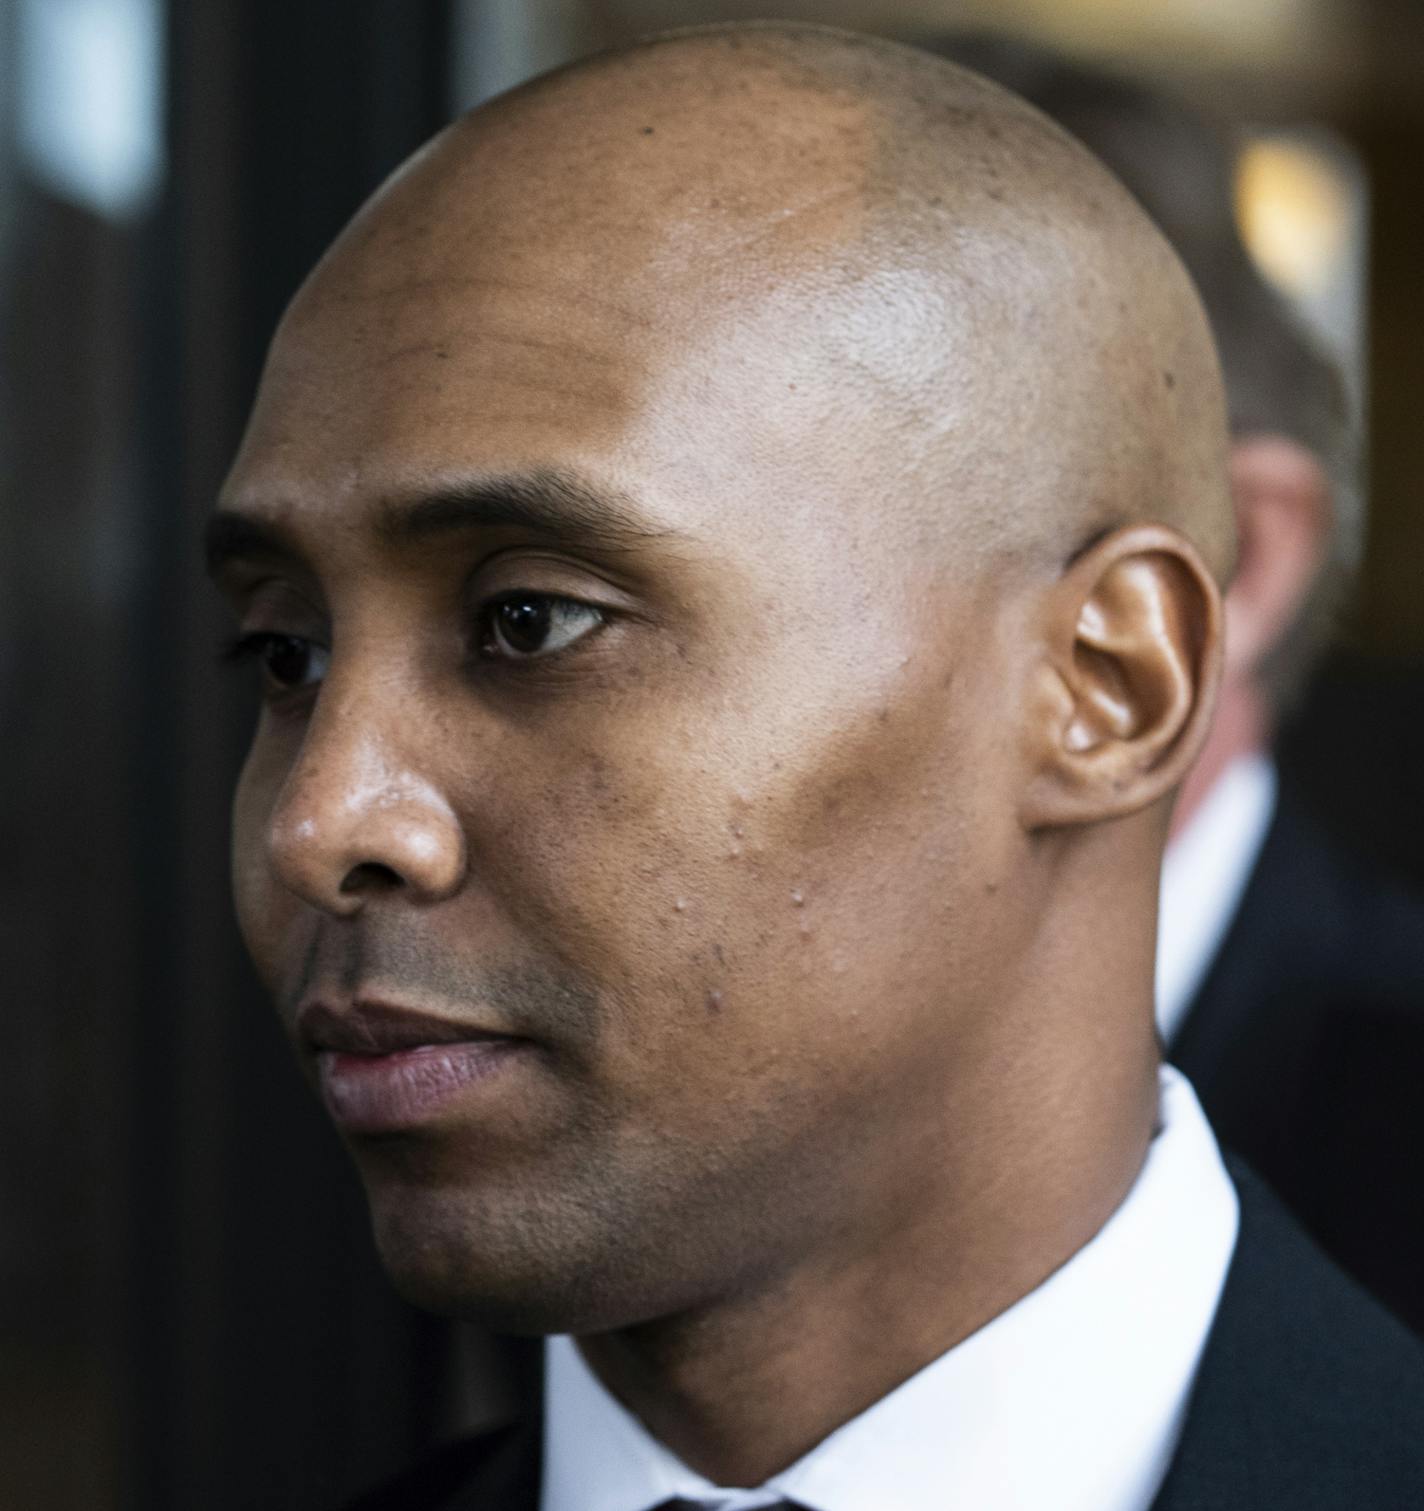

{"left": 298, "top": 1000, "right": 529, "bottom": 1134}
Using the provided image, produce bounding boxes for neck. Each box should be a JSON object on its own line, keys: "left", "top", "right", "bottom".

{"left": 576, "top": 900, "right": 1162, "bottom": 1485}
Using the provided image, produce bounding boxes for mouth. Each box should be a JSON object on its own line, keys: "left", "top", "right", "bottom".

{"left": 298, "top": 1000, "right": 533, "bottom": 1134}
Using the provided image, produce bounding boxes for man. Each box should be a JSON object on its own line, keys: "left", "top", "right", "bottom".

{"left": 208, "top": 23, "right": 1424, "bottom": 1508}
{"left": 938, "top": 35, "right": 1424, "bottom": 1337}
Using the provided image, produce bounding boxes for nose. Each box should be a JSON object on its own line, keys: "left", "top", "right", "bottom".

{"left": 266, "top": 700, "right": 468, "bottom": 916}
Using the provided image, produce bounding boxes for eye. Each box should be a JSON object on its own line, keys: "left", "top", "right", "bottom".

{"left": 480, "top": 593, "right": 604, "bottom": 660}
{"left": 222, "top": 632, "right": 330, "bottom": 692}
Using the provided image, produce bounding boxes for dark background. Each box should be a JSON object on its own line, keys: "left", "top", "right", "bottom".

{"left": 2, "top": 1, "right": 1421, "bottom": 1507}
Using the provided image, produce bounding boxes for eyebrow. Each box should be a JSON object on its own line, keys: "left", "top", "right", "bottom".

{"left": 376, "top": 470, "right": 671, "bottom": 552}
{"left": 205, "top": 468, "right": 677, "bottom": 580}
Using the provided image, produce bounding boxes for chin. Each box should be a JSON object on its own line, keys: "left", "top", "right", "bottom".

{"left": 364, "top": 1178, "right": 668, "bottom": 1337}
{"left": 381, "top": 1259, "right": 577, "bottom": 1337}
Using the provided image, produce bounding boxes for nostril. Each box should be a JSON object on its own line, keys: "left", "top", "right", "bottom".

{"left": 339, "top": 861, "right": 405, "bottom": 896}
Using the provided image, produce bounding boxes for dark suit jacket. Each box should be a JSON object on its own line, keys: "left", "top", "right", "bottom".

{"left": 1170, "top": 788, "right": 1424, "bottom": 1335}
{"left": 345, "top": 1164, "right": 1424, "bottom": 1510}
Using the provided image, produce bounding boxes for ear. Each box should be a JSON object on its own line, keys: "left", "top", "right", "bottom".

{"left": 1020, "top": 524, "right": 1224, "bottom": 830}
{"left": 1224, "top": 434, "right": 1332, "bottom": 679}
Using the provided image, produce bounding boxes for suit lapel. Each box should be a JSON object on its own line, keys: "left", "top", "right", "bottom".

{"left": 1150, "top": 1159, "right": 1424, "bottom": 1509}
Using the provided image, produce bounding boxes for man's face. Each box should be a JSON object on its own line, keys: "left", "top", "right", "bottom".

{"left": 216, "top": 178, "right": 1032, "bottom": 1332}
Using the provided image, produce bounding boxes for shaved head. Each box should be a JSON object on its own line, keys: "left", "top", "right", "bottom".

{"left": 266, "top": 22, "right": 1232, "bottom": 584}
{"left": 219, "top": 24, "right": 1233, "bottom": 1474}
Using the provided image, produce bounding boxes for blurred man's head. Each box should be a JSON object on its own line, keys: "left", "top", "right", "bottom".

{"left": 210, "top": 23, "right": 1230, "bottom": 1336}
{"left": 936, "top": 33, "right": 1354, "bottom": 824}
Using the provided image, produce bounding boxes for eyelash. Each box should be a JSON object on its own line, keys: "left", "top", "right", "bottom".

{"left": 218, "top": 632, "right": 329, "bottom": 700}
{"left": 218, "top": 632, "right": 287, "bottom": 665}
{"left": 216, "top": 594, "right": 609, "bottom": 682}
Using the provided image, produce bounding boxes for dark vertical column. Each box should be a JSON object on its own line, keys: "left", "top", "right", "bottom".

{"left": 1274, "top": 2, "right": 1424, "bottom": 883}
{"left": 0, "top": 0, "right": 157, "bottom": 1497}
{"left": 122, "top": 4, "right": 464, "bottom": 1508}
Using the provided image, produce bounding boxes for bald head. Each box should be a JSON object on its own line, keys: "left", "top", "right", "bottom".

{"left": 268, "top": 22, "right": 1233, "bottom": 584}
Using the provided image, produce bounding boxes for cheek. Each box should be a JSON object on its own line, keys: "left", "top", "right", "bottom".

{"left": 495, "top": 646, "right": 1008, "bottom": 1105}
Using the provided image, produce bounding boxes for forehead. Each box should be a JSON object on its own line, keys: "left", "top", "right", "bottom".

{"left": 227, "top": 265, "right": 642, "bottom": 504}
{"left": 214, "top": 60, "right": 1059, "bottom": 583}
{"left": 219, "top": 242, "right": 970, "bottom": 586}
{"left": 218, "top": 65, "right": 896, "bottom": 520}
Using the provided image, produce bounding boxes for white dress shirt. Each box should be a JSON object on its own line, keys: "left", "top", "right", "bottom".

{"left": 541, "top": 1065, "right": 1239, "bottom": 1511}
{"left": 1156, "top": 753, "right": 1278, "bottom": 1047}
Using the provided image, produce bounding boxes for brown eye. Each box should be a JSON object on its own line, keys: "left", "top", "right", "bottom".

{"left": 222, "top": 632, "right": 328, "bottom": 691}
{"left": 495, "top": 597, "right": 552, "bottom": 655}
{"left": 262, "top": 635, "right": 327, "bottom": 688}
{"left": 483, "top": 594, "right": 603, "bottom": 660}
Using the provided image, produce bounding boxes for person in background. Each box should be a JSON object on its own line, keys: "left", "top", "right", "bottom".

{"left": 940, "top": 33, "right": 1424, "bottom": 1336}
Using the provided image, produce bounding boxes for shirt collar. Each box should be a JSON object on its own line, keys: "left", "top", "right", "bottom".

{"left": 1156, "top": 752, "right": 1278, "bottom": 1046}
{"left": 541, "top": 1065, "right": 1238, "bottom": 1511}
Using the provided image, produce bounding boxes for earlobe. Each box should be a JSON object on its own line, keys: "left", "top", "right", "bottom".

{"left": 1021, "top": 525, "right": 1223, "bottom": 830}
